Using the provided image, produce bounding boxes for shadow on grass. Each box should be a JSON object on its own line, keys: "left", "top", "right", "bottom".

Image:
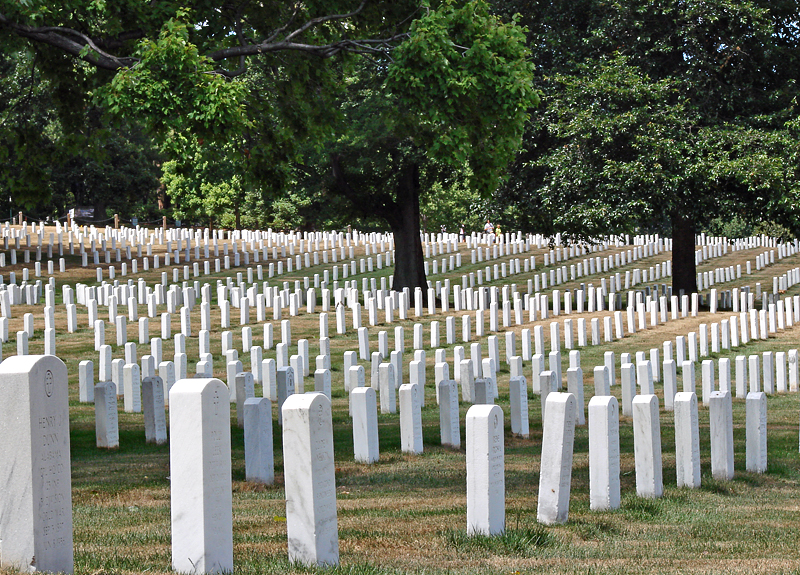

{"left": 699, "top": 474, "right": 736, "bottom": 495}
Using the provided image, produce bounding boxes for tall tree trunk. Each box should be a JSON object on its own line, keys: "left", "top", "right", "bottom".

{"left": 330, "top": 155, "right": 429, "bottom": 304}
{"left": 671, "top": 211, "right": 697, "bottom": 296}
{"left": 386, "top": 164, "right": 428, "bottom": 304}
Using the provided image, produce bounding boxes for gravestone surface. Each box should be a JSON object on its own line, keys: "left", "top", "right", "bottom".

{"left": 226, "top": 360, "right": 243, "bottom": 401}
{"left": 604, "top": 351, "right": 616, "bottom": 387}
{"left": 537, "top": 392, "right": 577, "bottom": 525}
{"left": 473, "top": 378, "right": 492, "bottom": 405}
{"left": 709, "top": 391, "right": 734, "bottom": 480}
{"left": 593, "top": 365, "right": 610, "bottom": 397}
{"left": 437, "top": 379, "right": 460, "bottom": 448}
{"left": 351, "top": 387, "right": 379, "bottom": 463}
{"left": 262, "top": 358, "right": 277, "bottom": 400}
{"left": 566, "top": 367, "right": 585, "bottom": 425}
{"left": 682, "top": 360, "right": 696, "bottom": 394}
{"left": 762, "top": 352, "right": 775, "bottom": 394}
{"left": 735, "top": 355, "right": 748, "bottom": 398}
{"left": 409, "top": 358, "right": 426, "bottom": 408}
{"left": 235, "top": 371, "right": 255, "bottom": 427}
{"left": 588, "top": 396, "right": 620, "bottom": 511}
{"left": 79, "top": 358, "right": 94, "bottom": 403}
{"left": 142, "top": 376, "right": 168, "bottom": 445}
{"left": 701, "top": 360, "right": 715, "bottom": 406}
{"left": 399, "top": 383, "right": 423, "bottom": 454}
{"left": 276, "top": 366, "right": 295, "bottom": 425}
{"left": 539, "top": 370, "right": 556, "bottom": 420}
{"left": 508, "top": 376, "right": 529, "bottom": 438}
{"left": 95, "top": 381, "right": 120, "bottom": 449}
{"left": 379, "top": 363, "right": 397, "bottom": 414}
{"left": 459, "top": 358, "right": 474, "bottom": 403}
{"left": 674, "top": 392, "right": 701, "bottom": 488}
{"left": 244, "top": 397, "right": 274, "bottom": 484}
{"left": 466, "top": 404, "right": 505, "bottom": 536}
{"left": 169, "top": 378, "right": 233, "bottom": 574}
{"left": 282, "top": 392, "right": 339, "bottom": 567}
{"left": 620, "top": 363, "right": 636, "bottom": 417}
{"left": 632, "top": 395, "right": 663, "bottom": 498}
{"left": 123, "top": 362, "right": 142, "bottom": 413}
{"left": 314, "top": 368, "right": 332, "bottom": 399}
{"left": 746, "top": 391, "right": 767, "bottom": 473}
{"left": 347, "top": 365, "right": 365, "bottom": 416}
{"left": 663, "top": 359, "right": 677, "bottom": 410}
{"left": 0, "top": 355, "right": 74, "bottom": 574}
{"left": 637, "top": 361, "right": 654, "bottom": 395}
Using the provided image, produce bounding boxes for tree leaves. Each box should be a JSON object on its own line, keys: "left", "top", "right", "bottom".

{"left": 386, "top": 0, "right": 539, "bottom": 196}
{"left": 496, "top": 0, "right": 800, "bottom": 239}
{"left": 100, "top": 15, "right": 247, "bottom": 140}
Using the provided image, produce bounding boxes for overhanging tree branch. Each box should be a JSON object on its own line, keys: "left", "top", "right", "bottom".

{"left": 210, "top": 36, "right": 407, "bottom": 77}
{"left": 283, "top": 0, "right": 366, "bottom": 42}
{"left": 0, "top": 4, "right": 409, "bottom": 77}
{"left": 0, "top": 12, "right": 139, "bottom": 70}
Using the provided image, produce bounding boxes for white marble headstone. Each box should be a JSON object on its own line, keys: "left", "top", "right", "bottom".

{"left": 588, "top": 395, "right": 620, "bottom": 511}
{"left": 244, "top": 397, "right": 274, "bottom": 484}
{"left": 169, "top": 378, "right": 233, "bottom": 574}
{"left": 351, "top": 387, "right": 379, "bottom": 463}
{"left": 631, "top": 395, "right": 663, "bottom": 498}
{"left": 437, "top": 379, "right": 460, "bottom": 448}
{"left": 466, "top": 404, "right": 505, "bottom": 535}
{"left": 674, "top": 392, "right": 701, "bottom": 488}
{"left": 509, "top": 376, "right": 529, "bottom": 438}
{"left": 142, "top": 376, "right": 167, "bottom": 445}
{"left": 235, "top": 372, "right": 255, "bottom": 427}
{"left": 399, "top": 383, "right": 423, "bottom": 454}
{"left": 709, "top": 391, "right": 734, "bottom": 480}
{"left": 379, "top": 363, "right": 397, "bottom": 414}
{"left": 94, "top": 381, "right": 120, "bottom": 449}
{"left": 0, "top": 355, "right": 73, "bottom": 573}
{"left": 746, "top": 391, "right": 767, "bottom": 473}
{"left": 282, "top": 393, "right": 339, "bottom": 567}
{"left": 537, "top": 392, "right": 577, "bottom": 525}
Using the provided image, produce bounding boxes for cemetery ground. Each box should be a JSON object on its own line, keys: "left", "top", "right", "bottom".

{"left": 2, "top": 226, "right": 800, "bottom": 574}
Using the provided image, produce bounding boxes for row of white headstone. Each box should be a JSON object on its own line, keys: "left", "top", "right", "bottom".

{"left": 5, "top": 241, "right": 791, "bottom": 335}
{"left": 0, "top": 352, "right": 506, "bottom": 573}
{"left": 2, "top": 306, "right": 796, "bottom": 570}
{"left": 528, "top": 386, "right": 765, "bottom": 525}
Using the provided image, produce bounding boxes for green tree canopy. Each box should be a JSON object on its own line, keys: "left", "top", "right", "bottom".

{"left": 2, "top": 0, "right": 537, "bottom": 296}
{"left": 0, "top": 49, "right": 161, "bottom": 219}
{"left": 494, "top": 0, "right": 800, "bottom": 293}
{"left": 0, "top": 0, "right": 420, "bottom": 203}
{"left": 314, "top": 0, "right": 538, "bottom": 293}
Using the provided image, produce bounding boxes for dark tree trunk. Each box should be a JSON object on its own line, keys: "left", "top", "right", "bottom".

{"left": 93, "top": 200, "right": 105, "bottom": 224}
{"left": 671, "top": 211, "right": 697, "bottom": 295}
{"left": 385, "top": 164, "right": 428, "bottom": 303}
{"left": 330, "top": 155, "right": 428, "bottom": 304}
